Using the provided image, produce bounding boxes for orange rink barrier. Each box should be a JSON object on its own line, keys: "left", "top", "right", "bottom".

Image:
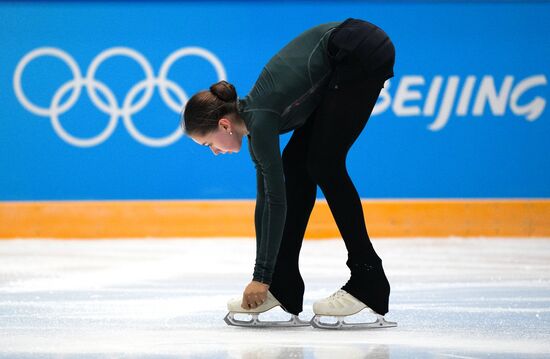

{"left": 0, "top": 199, "right": 549, "bottom": 239}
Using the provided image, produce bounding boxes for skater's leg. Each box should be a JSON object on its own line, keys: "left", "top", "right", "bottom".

{"left": 306, "top": 76, "right": 391, "bottom": 315}
{"left": 268, "top": 113, "right": 317, "bottom": 315}
{"left": 308, "top": 77, "right": 384, "bottom": 264}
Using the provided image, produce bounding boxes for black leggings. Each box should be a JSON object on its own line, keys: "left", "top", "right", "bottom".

{"left": 268, "top": 20, "right": 395, "bottom": 316}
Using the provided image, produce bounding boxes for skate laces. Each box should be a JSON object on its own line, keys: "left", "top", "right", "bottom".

{"left": 328, "top": 289, "right": 347, "bottom": 300}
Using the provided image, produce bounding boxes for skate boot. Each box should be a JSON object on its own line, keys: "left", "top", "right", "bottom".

{"left": 310, "top": 289, "right": 397, "bottom": 329}
{"left": 224, "top": 290, "right": 310, "bottom": 327}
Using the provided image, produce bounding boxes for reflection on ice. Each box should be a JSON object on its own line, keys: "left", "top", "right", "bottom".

{"left": 225, "top": 344, "right": 390, "bottom": 359}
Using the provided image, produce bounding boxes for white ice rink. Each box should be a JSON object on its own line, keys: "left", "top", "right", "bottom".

{"left": 1, "top": 238, "right": 549, "bottom": 358}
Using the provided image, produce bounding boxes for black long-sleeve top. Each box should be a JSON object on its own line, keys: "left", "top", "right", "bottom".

{"left": 236, "top": 20, "right": 343, "bottom": 284}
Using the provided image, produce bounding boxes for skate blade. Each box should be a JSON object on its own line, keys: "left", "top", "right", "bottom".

{"left": 224, "top": 312, "right": 310, "bottom": 327}
{"left": 310, "top": 314, "right": 397, "bottom": 330}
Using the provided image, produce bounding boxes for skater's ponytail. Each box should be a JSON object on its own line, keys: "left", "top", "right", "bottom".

{"left": 180, "top": 80, "right": 240, "bottom": 137}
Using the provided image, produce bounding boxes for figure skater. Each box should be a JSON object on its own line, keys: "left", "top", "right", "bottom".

{"left": 181, "top": 17, "right": 396, "bottom": 329}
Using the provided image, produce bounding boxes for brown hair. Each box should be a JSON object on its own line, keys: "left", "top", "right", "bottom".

{"left": 180, "top": 80, "right": 239, "bottom": 137}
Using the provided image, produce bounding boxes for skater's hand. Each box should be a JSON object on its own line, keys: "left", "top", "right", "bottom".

{"left": 241, "top": 281, "right": 269, "bottom": 310}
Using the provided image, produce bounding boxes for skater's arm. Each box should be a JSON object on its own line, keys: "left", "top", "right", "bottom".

{"left": 247, "top": 114, "right": 287, "bottom": 285}
{"left": 248, "top": 141, "right": 265, "bottom": 250}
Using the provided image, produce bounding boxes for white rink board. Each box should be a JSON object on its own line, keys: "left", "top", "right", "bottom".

{"left": 1, "top": 238, "right": 550, "bottom": 358}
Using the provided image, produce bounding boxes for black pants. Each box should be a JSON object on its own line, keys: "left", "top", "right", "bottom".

{"left": 268, "top": 18, "right": 395, "bottom": 316}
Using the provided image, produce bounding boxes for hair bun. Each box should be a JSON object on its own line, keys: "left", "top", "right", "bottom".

{"left": 210, "top": 80, "right": 237, "bottom": 102}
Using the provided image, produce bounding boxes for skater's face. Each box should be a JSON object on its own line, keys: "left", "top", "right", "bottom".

{"left": 190, "top": 117, "right": 243, "bottom": 156}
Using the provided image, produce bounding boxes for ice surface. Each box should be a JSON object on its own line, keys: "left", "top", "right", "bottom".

{"left": 1, "top": 238, "right": 549, "bottom": 358}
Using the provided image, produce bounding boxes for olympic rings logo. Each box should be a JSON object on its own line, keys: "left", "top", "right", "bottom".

{"left": 13, "top": 46, "right": 227, "bottom": 147}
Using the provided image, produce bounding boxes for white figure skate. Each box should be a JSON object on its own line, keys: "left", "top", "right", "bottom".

{"left": 310, "top": 289, "right": 397, "bottom": 329}
{"left": 224, "top": 290, "right": 310, "bottom": 327}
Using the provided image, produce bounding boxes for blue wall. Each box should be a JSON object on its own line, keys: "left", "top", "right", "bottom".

{"left": 1, "top": 1, "right": 549, "bottom": 200}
